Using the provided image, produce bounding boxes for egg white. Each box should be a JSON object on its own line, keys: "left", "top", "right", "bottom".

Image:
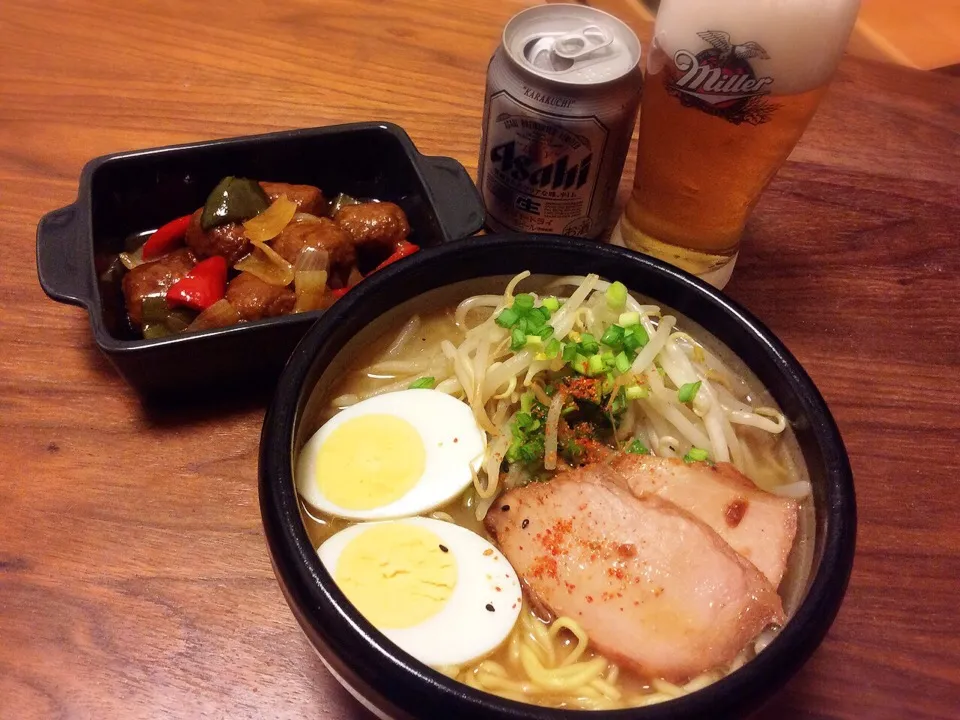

{"left": 318, "top": 517, "right": 523, "bottom": 668}
{"left": 297, "top": 389, "right": 486, "bottom": 520}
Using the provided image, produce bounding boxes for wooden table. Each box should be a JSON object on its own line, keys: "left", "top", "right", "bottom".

{"left": 1, "top": 1, "right": 958, "bottom": 718}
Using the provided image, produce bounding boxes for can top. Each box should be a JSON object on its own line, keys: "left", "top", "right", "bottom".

{"left": 503, "top": 4, "right": 641, "bottom": 86}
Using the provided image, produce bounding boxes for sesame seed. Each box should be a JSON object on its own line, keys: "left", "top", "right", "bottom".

{"left": 521, "top": 519, "right": 529, "bottom": 529}
{"left": 439, "top": 544, "right": 449, "bottom": 553}
{"left": 501, "top": 504, "right": 510, "bottom": 512}
{"left": 485, "top": 603, "right": 495, "bottom": 612}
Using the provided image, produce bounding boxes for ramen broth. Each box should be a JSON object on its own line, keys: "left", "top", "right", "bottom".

{"left": 296, "top": 277, "right": 815, "bottom": 709}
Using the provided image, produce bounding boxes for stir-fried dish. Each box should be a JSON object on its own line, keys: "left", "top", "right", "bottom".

{"left": 295, "top": 273, "right": 813, "bottom": 710}
{"left": 116, "top": 178, "right": 418, "bottom": 339}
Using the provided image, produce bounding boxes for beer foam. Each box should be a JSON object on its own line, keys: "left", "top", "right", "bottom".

{"left": 653, "top": 0, "right": 860, "bottom": 95}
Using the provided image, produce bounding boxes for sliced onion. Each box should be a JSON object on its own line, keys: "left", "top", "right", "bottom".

{"left": 243, "top": 195, "right": 298, "bottom": 242}
{"left": 234, "top": 240, "right": 295, "bottom": 287}
{"left": 186, "top": 298, "right": 242, "bottom": 332}
{"left": 293, "top": 246, "right": 330, "bottom": 313}
{"left": 119, "top": 246, "right": 145, "bottom": 270}
{"left": 543, "top": 390, "right": 567, "bottom": 471}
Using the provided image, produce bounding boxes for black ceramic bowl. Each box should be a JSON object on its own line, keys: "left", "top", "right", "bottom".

{"left": 36, "top": 122, "right": 484, "bottom": 400}
{"left": 259, "top": 234, "right": 856, "bottom": 720}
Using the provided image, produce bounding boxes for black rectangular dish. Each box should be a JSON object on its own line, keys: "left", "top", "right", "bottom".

{"left": 37, "top": 122, "right": 484, "bottom": 401}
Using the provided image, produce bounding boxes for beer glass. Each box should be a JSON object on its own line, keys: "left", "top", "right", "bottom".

{"left": 614, "top": 0, "right": 860, "bottom": 287}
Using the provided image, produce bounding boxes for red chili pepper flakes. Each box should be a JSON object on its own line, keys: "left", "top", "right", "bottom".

{"left": 142, "top": 213, "right": 193, "bottom": 261}
{"left": 586, "top": 595, "right": 594, "bottom": 604}
{"left": 538, "top": 518, "right": 573, "bottom": 558}
{"left": 607, "top": 567, "right": 626, "bottom": 581}
{"left": 529, "top": 555, "right": 558, "bottom": 580}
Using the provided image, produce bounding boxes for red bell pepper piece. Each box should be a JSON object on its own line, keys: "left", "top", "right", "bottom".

{"left": 142, "top": 213, "right": 193, "bottom": 261}
{"left": 373, "top": 240, "right": 420, "bottom": 273}
{"left": 328, "top": 241, "right": 421, "bottom": 303}
{"left": 165, "top": 256, "right": 228, "bottom": 312}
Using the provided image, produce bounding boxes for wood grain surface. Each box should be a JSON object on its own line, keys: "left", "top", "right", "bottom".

{"left": 1, "top": 1, "right": 958, "bottom": 718}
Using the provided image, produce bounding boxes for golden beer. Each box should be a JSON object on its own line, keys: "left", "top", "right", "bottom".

{"left": 615, "top": 0, "right": 860, "bottom": 287}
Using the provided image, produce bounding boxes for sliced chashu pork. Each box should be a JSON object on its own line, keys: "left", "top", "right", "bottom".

{"left": 485, "top": 465, "right": 784, "bottom": 683}
{"left": 609, "top": 454, "right": 798, "bottom": 587}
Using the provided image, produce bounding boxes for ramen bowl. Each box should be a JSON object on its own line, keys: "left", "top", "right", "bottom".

{"left": 259, "top": 234, "right": 856, "bottom": 719}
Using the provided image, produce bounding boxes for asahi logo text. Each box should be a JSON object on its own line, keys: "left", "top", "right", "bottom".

{"left": 489, "top": 140, "right": 592, "bottom": 191}
{"left": 667, "top": 30, "right": 778, "bottom": 125}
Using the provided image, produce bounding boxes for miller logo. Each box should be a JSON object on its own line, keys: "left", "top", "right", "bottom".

{"left": 668, "top": 31, "right": 778, "bottom": 125}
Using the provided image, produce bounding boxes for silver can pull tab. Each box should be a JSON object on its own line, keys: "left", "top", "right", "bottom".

{"left": 551, "top": 25, "right": 613, "bottom": 60}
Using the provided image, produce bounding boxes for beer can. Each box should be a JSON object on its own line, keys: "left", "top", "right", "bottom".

{"left": 478, "top": 4, "right": 643, "bottom": 239}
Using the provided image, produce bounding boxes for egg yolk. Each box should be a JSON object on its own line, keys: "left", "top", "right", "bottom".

{"left": 334, "top": 523, "right": 457, "bottom": 629}
{"left": 316, "top": 414, "right": 426, "bottom": 510}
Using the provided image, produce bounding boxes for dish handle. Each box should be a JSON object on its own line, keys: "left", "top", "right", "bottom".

{"left": 37, "top": 204, "right": 91, "bottom": 308}
{"left": 418, "top": 154, "right": 486, "bottom": 242}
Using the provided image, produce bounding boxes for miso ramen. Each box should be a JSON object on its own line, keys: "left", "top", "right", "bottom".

{"left": 295, "top": 273, "right": 814, "bottom": 710}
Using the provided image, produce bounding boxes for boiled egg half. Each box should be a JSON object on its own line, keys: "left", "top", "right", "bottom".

{"left": 318, "top": 517, "right": 522, "bottom": 667}
{"left": 297, "top": 389, "right": 485, "bottom": 520}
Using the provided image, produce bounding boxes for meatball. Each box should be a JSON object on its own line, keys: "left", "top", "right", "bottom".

{"left": 259, "top": 181, "right": 325, "bottom": 215}
{"left": 225, "top": 272, "right": 296, "bottom": 322}
{"left": 184, "top": 209, "right": 250, "bottom": 265}
{"left": 272, "top": 217, "right": 356, "bottom": 269}
{"left": 122, "top": 248, "right": 196, "bottom": 326}
{"left": 334, "top": 201, "right": 410, "bottom": 247}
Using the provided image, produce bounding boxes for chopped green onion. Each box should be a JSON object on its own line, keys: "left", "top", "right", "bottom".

{"left": 587, "top": 353, "right": 604, "bottom": 375}
{"left": 495, "top": 307, "right": 519, "bottom": 328}
{"left": 678, "top": 380, "right": 702, "bottom": 403}
{"left": 573, "top": 353, "right": 590, "bottom": 375}
{"left": 626, "top": 439, "right": 649, "bottom": 455}
{"left": 542, "top": 296, "right": 560, "bottom": 312}
{"left": 513, "top": 293, "right": 535, "bottom": 310}
{"left": 408, "top": 377, "right": 435, "bottom": 389}
{"left": 614, "top": 351, "right": 632, "bottom": 374}
{"left": 545, "top": 338, "right": 561, "bottom": 358}
{"left": 510, "top": 326, "right": 526, "bottom": 351}
{"left": 625, "top": 384, "right": 649, "bottom": 400}
{"left": 537, "top": 324, "right": 554, "bottom": 340}
{"left": 683, "top": 447, "right": 710, "bottom": 463}
{"left": 606, "top": 281, "right": 627, "bottom": 310}
{"left": 525, "top": 335, "right": 542, "bottom": 347}
{"left": 601, "top": 324, "right": 625, "bottom": 348}
{"left": 525, "top": 312, "right": 546, "bottom": 332}
{"left": 601, "top": 351, "right": 616, "bottom": 368}
{"left": 533, "top": 306, "right": 551, "bottom": 322}
{"left": 618, "top": 311, "right": 640, "bottom": 327}
{"left": 609, "top": 384, "right": 627, "bottom": 413}
{"left": 520, "top": 392, "right": 535, "bottom": 413}
{"left": 623, "top": 325, "right": 649, "bottom": 352}
{"left": 579, "top": 333, "right": 599, "bottom": 355}
{"left": 562, "top": 343, "right": 578, "bottom": 364}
